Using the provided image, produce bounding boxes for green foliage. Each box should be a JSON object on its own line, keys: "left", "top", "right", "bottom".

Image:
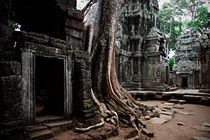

{"left": 0, "top": 130, "right": 10, "bottom": 136}
{"left": 143, "top": 8, "right": 148, "bottom": 13}
{"left": 8, "top": 20, "right": 13, "bottom": 29}
{"left": 83, "top": 101, "right": 91, "bottom": 109}
{"left": 187, "top": 6, "right": 209, "bottom": 32}
{"left": 158, "top": 1, "right": 184, "bottom": 49}
{"left": 158, "top": 0, "right": 208, "bottom": 49}
{"left": 169, "top": 58, "right": 175, "bottom": 69}
{"left": 144, "top": 48, "right": 150, "bottom": 59}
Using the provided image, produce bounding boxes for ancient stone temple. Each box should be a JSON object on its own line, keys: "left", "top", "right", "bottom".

{"left": 173, "top": 29, "right": 201, "bottom": 88}
{"left": 0, "top": 0, "right": 99, "bottom": 138}
{"left": 115, "top": 0, "right": 169, "bottom": 91}
{"left": 196, "top": 30, "right": 210, "bottom": 91}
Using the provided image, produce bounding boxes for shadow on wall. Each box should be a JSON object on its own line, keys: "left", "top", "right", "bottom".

{"left": 12, "top": 0, "right": 66, "bottom": 40}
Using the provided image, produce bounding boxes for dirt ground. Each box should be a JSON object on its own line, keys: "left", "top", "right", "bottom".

{"left": 141, "top": 100, "right": 210, "bottom": 140}
{"left": 50, "top": 101, "right": 210, "bottom": 140}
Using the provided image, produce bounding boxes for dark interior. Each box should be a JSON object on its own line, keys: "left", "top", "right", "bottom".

{"left": 182, "top": 77, "right": 188, "bottom": 88}
{"left": 12, "top": 0, "right": 66, "bottom": 40}
{"left": 35, "top": 56, "right": 64, "bottom": 116}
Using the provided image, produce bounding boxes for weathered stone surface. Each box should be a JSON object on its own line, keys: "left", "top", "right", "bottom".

{"left": 196, "top": 30, "right": 210, "bottom": 89}
{"left": 193, "top": 125, "right": 210, "bottom": 132}
{"left": 168, "top": 99, "right": 179, "bottom": 104}
{"left": 0, "top": 91, "right": 23, "bottom": 121}
{"left": 172, "top": 106, "right": 184, "bottom": 109}
{"left": 115, "top": 0, "right": 169, "bottom": 91}
{"left": 0, "top": 75, "right": 21, "bottom": 91}
{"left": 0, "top": 61, "right": 21, "bottom": 76}
{"left": 145, "top": 116, "right": 151, "bottom": 120}
{"left": 163, "top": 102, "right": 175, "bottom": 106}
{"left": 174, "top": 110, "right": 193, "bottom": 115}
{"left": 149, "top": 114, "right": 173, "bottom": 124}
{"left": 177, "top": 122, "right": 184, "bottom": 125}
{"left": 142, "top": 128, "right": 154, "bottom": 137}
{"left": 174, "top": 28, "right": 201, "bottom": 88}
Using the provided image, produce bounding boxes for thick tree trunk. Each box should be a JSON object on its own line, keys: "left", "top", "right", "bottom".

{"left": 89, "top": 0, "right": 155, "bottom": 133}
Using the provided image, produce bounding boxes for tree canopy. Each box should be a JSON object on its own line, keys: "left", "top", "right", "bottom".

{"left": 158, "top": 0, "right": 210, "bottom": 49}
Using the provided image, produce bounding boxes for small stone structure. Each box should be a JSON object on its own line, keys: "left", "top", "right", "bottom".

{"left": 173, "top": 29, "right": 201, "bottom": 88}
{"left": 196, "top": 30, "right": 210, "bottom": 90}
{"left": 115, "top": 0, "right": 169, "bottom": 91}
{"left": 0, "top": 0, "right": 98, "bottom": 137}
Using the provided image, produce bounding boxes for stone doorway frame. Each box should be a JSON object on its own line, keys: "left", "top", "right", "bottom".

{"left": 21, "top": 44, "right": 73, "bottom": 123}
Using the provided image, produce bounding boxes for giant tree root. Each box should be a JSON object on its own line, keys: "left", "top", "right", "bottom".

{"left": 75, "top": 118, "right": 105, "bottom": 132}
{"left": 82, "top": 0, "right": 159, "bottom": 135}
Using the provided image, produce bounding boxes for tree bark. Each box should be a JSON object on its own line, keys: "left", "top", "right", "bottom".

{"left": 89, "top": 0, "right": 154, "bottom": 133}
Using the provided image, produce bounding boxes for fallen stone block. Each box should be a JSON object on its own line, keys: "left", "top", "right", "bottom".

{"left": 142, "top": 128, "right": 154, "bottom": 137}
{"left": 168, "top": 99, "right": 179, "bottom": 104}
{"left": 163, "top": 107, "right": 172, "bottom": 110}
{"left": 163, "top": 102, "right": 175, "bottom": 106}
{"left": 177, "top": 122, "right": 184, "bottom": 125}
{"left": 149, "top": 115, "right": 172, "bottom": 124}
{"left": 172, "top": 106, "right": 184, "bottom": 109}
{"left": 160, "top": 111, "right": 174, "bottom": 116}
{"left": 178, "top": 100, "right": 186, "bottom": 104}
{"left": 193, "top": 125, "right": 210, "bottom": 132}
{"left": 202, "top": 122, "right": 210, "bottom": 127}
{"left": 145, "top": 116, "right": 150, "bottom": 120}
{"left": 183, "top": 95, "right": 202, "bottom": 100}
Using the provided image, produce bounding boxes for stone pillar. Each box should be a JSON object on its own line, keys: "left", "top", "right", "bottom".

{"left": 0, "top": 1, "right": 25, "bottom": 136}
{"left": 73, "top": 52, "right": 100, "bottom": 127}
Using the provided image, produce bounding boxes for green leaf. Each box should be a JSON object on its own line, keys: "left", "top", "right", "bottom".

{"left": 8, "top": 20, "right": 13, "bottom": 29}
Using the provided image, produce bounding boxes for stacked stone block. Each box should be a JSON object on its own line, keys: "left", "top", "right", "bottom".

{"left": 196, "top": 30, "right": 210, "bottom": 90}
{"left": 73, "top": 51, "right": 99, "bottom": 126}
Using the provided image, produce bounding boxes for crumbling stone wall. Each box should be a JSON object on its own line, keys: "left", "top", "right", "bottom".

{"left": 116, "top": 0, "right": 169, "bottom": 91}
{"left": 0, "top": 0, "right": 97, "bottom": 136}
{"left": 196, "top": 30, "right": 210, "bottom": 90}
{"left": 173, "top": 29, "right": 201, "bottom": 88}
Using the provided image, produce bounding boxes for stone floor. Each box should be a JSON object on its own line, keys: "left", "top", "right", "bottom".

{"left": 130, "top": 89, "right": 210, "bottom": 105}
{"left": 34, "top": 89, "right": 210, "bottom": 140}
{"left": 47, "top": 99, "right": 210, "bottom": 140}
{"left": 142, "top": 100, "right": 210, "bottom": 140}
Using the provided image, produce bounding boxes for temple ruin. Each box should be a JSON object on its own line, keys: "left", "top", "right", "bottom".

{"left": 0, "top": 0, "right": 100, "bottom": 139}
{"left": 173, "top": 29, "right": 201, "bottom": 88}
{"left": 115, "top": 0, "right": 169, "bottom": 91}
{"left": 0, "top": 0, "right": 210, "bottom": 139}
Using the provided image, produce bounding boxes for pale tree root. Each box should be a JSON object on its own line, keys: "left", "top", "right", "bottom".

{"left": 74, "top": 88, "right": 119, "bottom": 132}
{"left": 91, "top": 88, "right": 119, "bottom": 129}
{"left": 75, "top": 118, "right": 104, "bottom": 132}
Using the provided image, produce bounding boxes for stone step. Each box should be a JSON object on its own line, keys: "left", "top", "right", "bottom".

{"left": 35, "top": 115, "right": 65, "bottom": 124}
{"left": 183, "top": 95, "right": 202, "bottom": 100}
{"left": 44, "top": 120, "right": 73, "bottom": 129}
{"left": 184, "top": 92, "right": 210, "bottom": 97}
{"left": 30, "top": 129, "right": 53, "bottom": 140}
{"left": 28, "top": 118, "right": 73, "bottom": 140}
{"left": 28, "top": 125, "right": 48, "bottom": 133}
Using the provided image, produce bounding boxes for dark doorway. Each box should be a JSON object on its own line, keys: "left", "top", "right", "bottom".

{"left": 182, "top": 77, "right": 188, "bottom": 88}
{"left": 166, "top": 66, "right": 169, "bottom": 84}
{"left": 35, "top": 56, "right": 64, "bottom": 117}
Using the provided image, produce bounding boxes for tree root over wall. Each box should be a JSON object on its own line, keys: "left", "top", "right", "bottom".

{"left": 76, "top": 0, "right": 159, "bottom": 135}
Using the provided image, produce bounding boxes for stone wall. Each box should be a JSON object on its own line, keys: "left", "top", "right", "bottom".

{"left": 0, "top": 0, "right": 97, "bottom": 136}
{"left": 116, "top": 0, "right": 169, "bottom": 91}
{"left": 173, "top": 29, "right": 201, "bottom": 88}
{"left": 196, "top": 30, "right": 210, "bottom": 90}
